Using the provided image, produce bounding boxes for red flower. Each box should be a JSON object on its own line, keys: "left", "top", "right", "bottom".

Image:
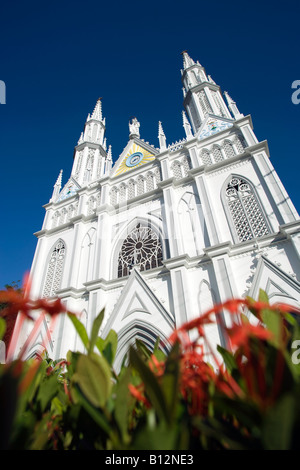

{"left": 227, "top": 322, "right": 273, "bottom": 350}
{"left": 128, "top": 384, "right": 151, "bottom": 408}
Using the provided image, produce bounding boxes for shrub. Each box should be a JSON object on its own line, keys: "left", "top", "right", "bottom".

{"left": 1, "top": 278, "right": 300, "bottom": 450}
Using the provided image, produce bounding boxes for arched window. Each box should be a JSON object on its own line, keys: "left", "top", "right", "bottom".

{"left": 59, "top": 208, "right": 67, "bottom": 225}
{"left": 128, "top": 180, "right": 136, "bottom": 199}
{"left": 137, "top": 176, "right": 145, "bottom": 196}
{"left": 117, "top": 223, "right": 163, "bottom": 278}
{"left": 146, "top": 172, "right": 154, "bottom": 192}
{"left": 223, "top": 140, "right": 236, "bottom": 159}
{"left": 52, "top": 211, "right": 60, "bottom": 228}
{"left": 182, "top": 156, "right": 190, "bottom": 176}
{"left": 234, "top": 135, "right": 245, "bottom": 154}
{"left": 198, "top": 90, "right": 213, "bottom": 116}
{"left": 43, "top": 240, "right": 66, "bottom": 297}
{"left": 225, "top": 177, "right": 269, "bottom": 242}
{"left": 110, "top": 187, "right": 118, "bottom": 205}
{"left": 200, "top": 149, "right": 212, "bottom": 166}
{"left": 212, "top": 145, "right": 224, "bottom": 163}
{"left": 119, "top": 183, "right": 127, "bottom": 202}
{"left": 171, "top": 161, "right": 182, "bottom": 180}
{"left": 87, "top": 196, "right": 96, "bottom": 215}
{"left": 154, "top": 167, "right": 161, "bottom": 184}
{"left": 67, "top": 204, "right": 74, "bottom": 222}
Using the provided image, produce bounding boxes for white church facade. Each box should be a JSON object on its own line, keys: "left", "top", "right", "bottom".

{"left": 14, "top": 52, "right": 300, "bottom": 369}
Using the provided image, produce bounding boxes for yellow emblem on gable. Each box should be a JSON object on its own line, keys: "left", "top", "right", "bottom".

{"left": 115, "top": 144, "right": 155, "bottom": 176}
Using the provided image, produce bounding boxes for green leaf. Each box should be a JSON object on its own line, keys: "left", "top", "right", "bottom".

{"left": 71, "top": 353, "right": 112, "bottom": 409}
{"left": 37, "top": 373, "right": 61, "bottom": 412}
{"left": 68, "top": 313, "right": 89, "bottom": 351}
{"left": 0, "top": 317, "right": 6, "bottom": 341}
{"left": 160, "top": 342, "right": 180, "bottom": 422}
{"left": 95, "top": 329, "right": 118, "bottom": 365}
{"left": 262, "top": 393, "right": 295, "bottom": 450}
{"left": 114, "top": 368, "right": 132, "bottom": 444}
{"left": 258, "top": 289, "right": 269, "bottom": 304}
{"left": 217, "top": 345, "right": 237, "bottom": 373}
{"left": 129, "top": 346, "right": 169, "bottom": 423}
{"left": 89, "top": 309, "right": 105, "bottom": 354}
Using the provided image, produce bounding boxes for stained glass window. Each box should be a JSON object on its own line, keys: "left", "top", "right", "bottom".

{"left": 117, "top": 224, "right": 163, "bottom": 278}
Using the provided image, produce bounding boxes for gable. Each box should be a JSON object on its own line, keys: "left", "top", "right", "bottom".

{"left": 248, "top": 255, "right": 300, "bottom": 306}
{"left": 101, "top": 269, "right": 175, "bottom": 370}
{"left": 197, "top": 116, "right": 233, "bottom": 141}
{"left": 57, "top": 177, "right": 81, "bottom": 202}
{"left": 112, "top": 140, "right": 156, "bottom": 177}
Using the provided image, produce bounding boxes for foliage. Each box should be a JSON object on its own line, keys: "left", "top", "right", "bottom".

{"left": 1, "top": 280, "right": 300, "bottom": 450}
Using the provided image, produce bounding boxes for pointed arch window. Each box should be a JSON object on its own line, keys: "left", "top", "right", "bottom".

{"left": 223, "top": 140, "right": 236, "bottom": 159}
{"left": 171, "top": 161, "right": 182, "bottom": 180}
{"left": 212, "top": 145, "right": 224, "bottom": 163}
{"left": 87, "top": 196, "right": 96, "bottom": 215}
{"left": 225, "top": 177, "right": 269, "bottom": 242}
{"left": 137, "top": 176, "right": 145, "bottom": 196}
{"left": 200, "top": 149, "right": 212, "bottom": 166}
{"left": 197, "top": 90, "right": 213, "bottom": 116}
{"left": 110, "top": 187, "right": 118, "bottom": 205}
{"left": 128, "top": 180, "right": 136, "bottom": 199}
{"left": 146, "top": 172, "right": 154, "bottom": 192}
{"left": 117, "top": 223, "right": 163, "bottom": 278}
{"left": 119, "top": 183, "right": 127, "bottom": 202}
{"left": 43, "top": 240, "right": 66, "bottom": 297}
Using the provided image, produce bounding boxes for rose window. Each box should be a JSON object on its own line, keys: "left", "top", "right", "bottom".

{"left": 118, "top": 224, "right": 163, "bottom": 278}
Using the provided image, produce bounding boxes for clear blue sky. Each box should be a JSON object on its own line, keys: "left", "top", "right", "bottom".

{"left": 0, "top": 0, "right": 299, "bottom": 289}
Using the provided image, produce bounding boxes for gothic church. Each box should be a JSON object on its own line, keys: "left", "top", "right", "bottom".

{"left": 13, "top": 52, "right": 300, "bottom": 369}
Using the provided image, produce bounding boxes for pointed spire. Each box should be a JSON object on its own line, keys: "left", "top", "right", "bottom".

{"left": 105, "top": 145, "right": 112, "bottom": 173}
{"left": 208, "top": 75, "right": 216, "bottom": 85}
{"left": 182, "top": 111, "right": 193, "bottom": 139}
{"left": 90, "top": 97, "right": 103, "bottom": 121}
{"left": 224, "top": 91, "right": 243, "bottom": 120}
{"left": 158, "top": 121, "right": 167, "bottom": 150}
{"left": 50, "top": 169, "right": 63, "bottom": 202}
{"left": 77, "top": 132, "right": 84, "bottom": 144}
{"left": 107, "top": 145, "right": 112, "bottom": 161}
{"left": 103, "top": 137, "right": 107, "bottom": 151}
{"left": 181, "top": 50, "right": 195, "bottom": 69}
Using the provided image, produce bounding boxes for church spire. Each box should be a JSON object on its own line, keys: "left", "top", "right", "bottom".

{"left": 181, "top": 53, "right": 233, "bottom": 133}
{"left": 181, "top": 50, "right": 196, "bottom": 69}
{"left": 71, "top": 98, "right": 108, "bottom": 185}
{"left": 90, "top": 97, "right": 103, "bottom": 121}
{"left": 50, "top": 169, "right": 63, "bottom": 202}
{"left": 158, "top": 121, "right": 167, "bottom": 150}
{"left": 105, "top": 145, "right": 112, "bottom": 174}
{"left": 224, "top": 91, "right": 244, "bottom": 120}
{"left": 182, "top": 111, "right": 193, "bottom": 139}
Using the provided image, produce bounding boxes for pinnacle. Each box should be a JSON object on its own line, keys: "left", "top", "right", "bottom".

{"left": 181, "top": 50, "right": 195, "bottom": 69}
{"left": 90, "top": 97, "right": 103, "bottom": 121}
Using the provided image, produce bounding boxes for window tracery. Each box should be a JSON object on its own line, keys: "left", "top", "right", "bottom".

{"left": 225, "top": 177, "right": 269, "bottom": 242}
{"left": 117, "top": 223, "right": 163, "bottom": 278}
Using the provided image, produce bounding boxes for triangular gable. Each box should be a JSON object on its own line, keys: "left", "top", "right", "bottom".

{"left": 197, "top": 115, "right": 233, "bottom": 141}
{"left": 102, "top": 268, "right": 175, "bottom": 336}
{"left": 111, "top": 138, "right": 158, "bottom": 177}
{"left": 57, "top": 177, "right": 81, "bottom": 202}
{"left": 101, "top": 269, "right": 175, "bottom": 371}
{"left": 248, "top": 255, "right": 300, "bottom": 306}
